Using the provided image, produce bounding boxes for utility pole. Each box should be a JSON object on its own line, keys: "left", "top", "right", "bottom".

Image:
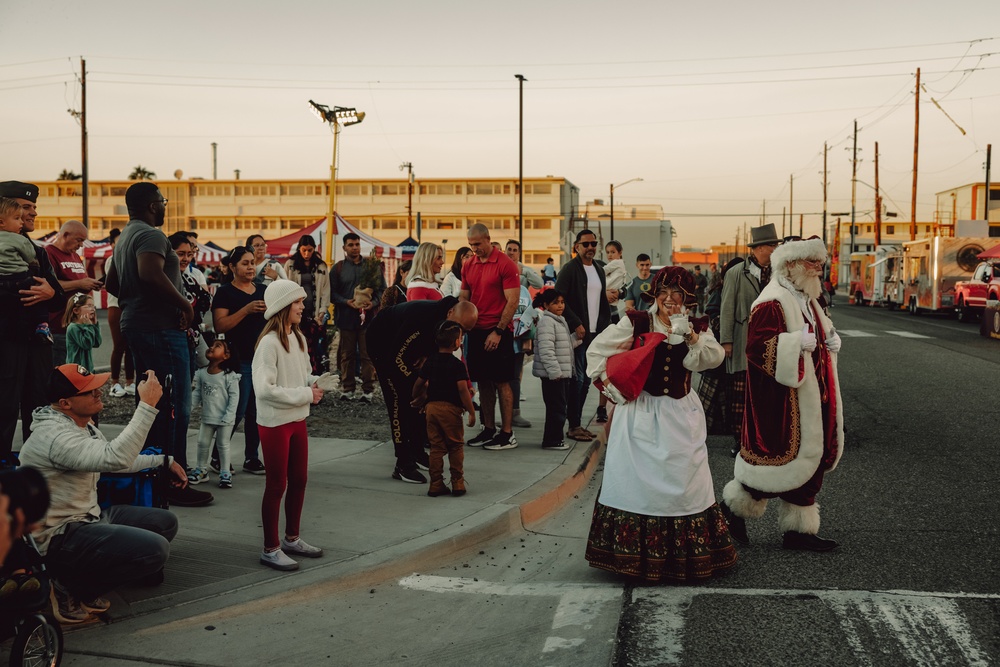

{"left": 851, "top": 119, "right": 858, "bottom": 253}
{"left": 910, "top": 68, "right": 920, "bottom": 240}
{"left": 782, "top": 207, "right": 786, "bottom": 237}
{"left": 985, "top": 144, "right": 992, "bottom": 221}
{"left": 761, "top": 200, "right": 766, "bottom": 226}
{"left": 399, "top": 162, "right": 414, "bottom": 236}
{"left": 799, "top": 214, "right": 803, "bottom": 238}
{"left": 80, "top": 58, "right": 88, "bottom": 229}
{"left": 789, "top": 174, "right": 793, "bottom": 238}
{"left": 874, "top": 141, "right": 882, "bottom": 247}
{"left": 211, "top": 142, "right": 218, "bottom": 180}
{"left": 822, "top": 142, "right": 829, "bottom": 246}
{"left": 515, "top": 74, "right": 526, "bottom": 250}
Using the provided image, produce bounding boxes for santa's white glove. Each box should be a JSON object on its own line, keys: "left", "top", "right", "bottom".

{"left": 800, "top": 329, "right": 817, "bottom": 352}
{"left": 825, "top": 331, "right": 842, "bottom": 353}
{"left": 669, "top": 314, "right": 691, "bottom": 337}
{"left": 600, "top": 379, "right": 627, "bottom": 405}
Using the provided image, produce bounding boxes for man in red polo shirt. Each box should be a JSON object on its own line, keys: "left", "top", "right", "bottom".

{"left": 460, "top": 223, "right": 521, "bottom": 451}
{"left": 45, "top": 220, "right": 102, "bottom": 364}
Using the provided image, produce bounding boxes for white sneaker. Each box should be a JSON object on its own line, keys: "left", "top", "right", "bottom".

{"left": 281, "top": 537, "right": 324, "bottom": 558}
{"left": 124, "top": 383, "right": 136, "bottom": 396}
{"left": 259, "top": 548, "right": 299, "bottom": 571}
{"left": 109, "top": 383, "right": 126, "bottom": 398}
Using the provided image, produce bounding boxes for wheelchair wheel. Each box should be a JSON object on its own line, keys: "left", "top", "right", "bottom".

{"left": 9, "top": 613, "right": 62, "bottom": 667}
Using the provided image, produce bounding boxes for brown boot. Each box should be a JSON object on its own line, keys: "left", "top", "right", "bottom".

{"left": 451, "top": 478, "right": 466, "bottom": 497}
{"left": 427, "top": 480, "right": 451, "bottom": 497}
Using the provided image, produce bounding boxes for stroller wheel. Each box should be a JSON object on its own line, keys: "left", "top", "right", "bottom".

{"left": 9, "top": 613, "right": 63, "bottom": 667}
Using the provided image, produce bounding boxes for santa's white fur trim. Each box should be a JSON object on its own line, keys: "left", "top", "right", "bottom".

{"left": 723, "top": 479, "right": 768, "bottom": 519}
{"left": 777, "top": 500, "right": 821, "bottom": 535}
{"left": 738, "top": 281, "right": 844, "bottom": 492}
{"left": 771, "top": 237, "right": 827, "bottom": 273}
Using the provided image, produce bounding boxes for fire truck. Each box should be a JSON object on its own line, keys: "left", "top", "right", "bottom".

{"left": 900, "top": 236, "right": 994, "bottom": 315}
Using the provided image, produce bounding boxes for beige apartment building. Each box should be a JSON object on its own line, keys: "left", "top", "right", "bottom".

{"left": 30, "top": 176, "right": 579, "bottom": 267}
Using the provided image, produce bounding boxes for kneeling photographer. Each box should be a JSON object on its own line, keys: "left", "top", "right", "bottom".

{"left": 19, "top": 365, "right": 187, "bottom": 624}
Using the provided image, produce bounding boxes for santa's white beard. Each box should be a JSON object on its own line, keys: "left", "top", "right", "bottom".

{"left": 787, "top": 264, "right": 823, "bottom": 300}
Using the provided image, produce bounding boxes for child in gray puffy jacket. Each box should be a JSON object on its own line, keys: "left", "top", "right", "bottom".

{"left": 532, "top": 290, "right": 579, "bottom": 450}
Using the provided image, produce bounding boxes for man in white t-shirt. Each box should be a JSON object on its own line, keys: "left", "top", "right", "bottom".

{"left": 554, "top": 230, "right": 611, "bottom": 441}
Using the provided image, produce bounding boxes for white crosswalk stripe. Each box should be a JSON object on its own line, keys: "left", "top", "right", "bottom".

{"left": 884, "top": 330, "right": 932, "bottom": 338}
{"left": 837, "top": 329, "right": 878, "bottom": 337}
{"left": 628, "top": 587, "right": 995, "bottom": 667}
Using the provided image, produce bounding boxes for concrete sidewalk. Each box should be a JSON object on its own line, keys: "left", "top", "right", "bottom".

{"left": 27, "top": 370, "right": 606, "bottom": 630}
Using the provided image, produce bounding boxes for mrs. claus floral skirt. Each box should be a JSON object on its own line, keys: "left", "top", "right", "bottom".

{"left": 585, "top": 500, "right": 738, "bottom": 583}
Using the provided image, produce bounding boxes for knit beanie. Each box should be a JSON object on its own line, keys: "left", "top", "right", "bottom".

{"left": 263, "top": 279, "right": 307, "bottom": 320}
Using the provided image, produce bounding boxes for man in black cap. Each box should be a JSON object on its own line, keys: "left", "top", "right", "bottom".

{"left": 719, "top": 222, "right": 780, "bottom": 457}
{"left": 0, "top": 181, "right": 63, "bottom": 468}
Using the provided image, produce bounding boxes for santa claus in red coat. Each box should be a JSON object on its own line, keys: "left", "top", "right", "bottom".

{"left": 720, "top": 236, "right": 844, "bottom": 552}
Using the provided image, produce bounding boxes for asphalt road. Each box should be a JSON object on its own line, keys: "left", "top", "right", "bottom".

{"left": 67, "top": 300, "right": 999, "bottom": 666}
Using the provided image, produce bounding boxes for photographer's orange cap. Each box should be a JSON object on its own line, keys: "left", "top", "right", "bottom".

{"left": 48, "top": 364, "right": 110, "bottom": 402}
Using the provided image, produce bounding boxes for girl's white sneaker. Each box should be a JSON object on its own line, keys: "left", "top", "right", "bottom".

{"left": 259, "top": 548, "right": 298, "bottom": 571}
{"left": 281, "top": 537, "right": 323, "bottom": 558}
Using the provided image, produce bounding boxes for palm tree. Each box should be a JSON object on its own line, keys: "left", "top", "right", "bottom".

{"left": 129, "top": 165, "right": 156, "bottom": 181}
{"left": 57, "top": 169, "right": 81, "bottom": 180}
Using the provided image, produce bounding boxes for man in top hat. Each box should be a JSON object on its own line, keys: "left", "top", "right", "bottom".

{"left": 721, "top": 236, "right": 844, "bottom": 552}
{"left": 718, "top": 223, "right": 780, "bottom": 457}
{"left": 0, "top": 181, "right": 63, "bottom": 468}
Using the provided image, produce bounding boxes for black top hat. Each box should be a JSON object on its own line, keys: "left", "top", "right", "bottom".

{"left": 748, "top": 223, "right": 780, "bottom": 247}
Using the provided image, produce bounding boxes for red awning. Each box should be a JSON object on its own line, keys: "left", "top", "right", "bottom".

{"left": 977, "top": 243, "right": 1000, "bottom": 260}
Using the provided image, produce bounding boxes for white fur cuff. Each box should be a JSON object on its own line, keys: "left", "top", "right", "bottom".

{"left": 777, "top": 500, "right": 820, "bottom": 535}
{"left": 723, "top": 479, "right": 768, "bottom": 519}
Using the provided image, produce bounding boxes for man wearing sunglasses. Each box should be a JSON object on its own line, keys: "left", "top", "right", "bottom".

{"left": 554, "top": 229, "right": 611, "bottom": 442}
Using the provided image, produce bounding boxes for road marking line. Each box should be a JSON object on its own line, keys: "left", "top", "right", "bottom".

{"left": 399, "top": 575, "right": 622, "bottom": 656}
{"left": 630, "top": 588, "right": 993, "bottom": 667}
{"left": 885, "top": 330, "right": 932, "bottom": 338}
{"left": 837, "top": 330, "right": 878, "bottom": 337}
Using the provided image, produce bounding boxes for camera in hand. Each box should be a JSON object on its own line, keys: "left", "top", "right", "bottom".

{"left": 0, "top": 467, "right": 50, "bottom": 527}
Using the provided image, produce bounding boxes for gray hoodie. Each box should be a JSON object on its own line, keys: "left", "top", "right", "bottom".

{"left": 18, "top": 403, "right": 160, "bottom": 553}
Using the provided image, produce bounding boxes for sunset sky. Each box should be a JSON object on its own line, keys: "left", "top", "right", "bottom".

{"left": 3, "top": 0, "right": 998, "bottom": 248}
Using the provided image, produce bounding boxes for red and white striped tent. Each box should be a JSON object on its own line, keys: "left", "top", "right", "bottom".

{"left": 265, "top": 214, "right": 403, "bottom": 282}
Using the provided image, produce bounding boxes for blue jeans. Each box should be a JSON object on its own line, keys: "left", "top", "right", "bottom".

{"left": 569, "top": 333, "right": 596, "bottom": 429}
{"left": 124, "top": 328, "right": 192, "bottom": 468}
{"left": 233, "top": 360, "right": 261, "bottom": 462}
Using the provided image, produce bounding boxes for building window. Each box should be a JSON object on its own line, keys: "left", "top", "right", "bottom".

{"left": 467, "top": 183, "right": 509, "bottom": 196}
{"left": 336, "top": 184, "right": 367, "bottom": 196}
{"left": 375, "top": 184, "right": 405, "bottom": 196}
{"left": 373, "top": 219, "right": 401, "bottom": 230}
{"left": 474, "top": 218, "right": 511, "bottom": 230}
{"left": 419, "top": 183, "right": 462, "bottom": 196}
{"left": 886, "top": 225, "right": 894, "bottom": 235}
{"left": 525, "top": 183, "right": 552, "bottom": 195}
{"left": 236, "top": 185, "right": 277, "bottom": 197}
{"left": 524, "top": 219, "right": 552, "bottom": 230}
{"left": 196, "top": 185, "right": 233, "bottom": 197}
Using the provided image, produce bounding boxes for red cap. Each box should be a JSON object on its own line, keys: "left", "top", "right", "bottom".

{"left": 48, "top": 364, "right": 111, "bottom": 402}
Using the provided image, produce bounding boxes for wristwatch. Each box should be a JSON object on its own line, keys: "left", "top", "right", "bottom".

{"left": 493, "top": 327, "right": 505, "bottom": 336}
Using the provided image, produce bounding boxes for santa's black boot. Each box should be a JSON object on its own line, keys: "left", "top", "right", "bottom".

{"left": 777, "top": 500, "right": 838, "bottom": 552}
{"left": 721, "top": 479, "right": 767, "bottom": 546}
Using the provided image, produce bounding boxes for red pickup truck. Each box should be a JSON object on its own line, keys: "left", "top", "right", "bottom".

{"left": 954, "top": 261, "right": 1000, "bottom": 321}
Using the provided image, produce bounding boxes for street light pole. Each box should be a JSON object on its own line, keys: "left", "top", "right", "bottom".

{"left": 515, "top": 74, "right": 526, "bottom": 250}
{"left": 609, "top": 177, "right": 642, "bottom": 241}
{"left": 309, "top": 100, "right": 365, "bottom": 264}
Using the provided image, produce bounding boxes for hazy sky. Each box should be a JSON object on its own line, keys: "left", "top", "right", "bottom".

{"left": 3, "top": 0, "right": 998, "bottom": 248}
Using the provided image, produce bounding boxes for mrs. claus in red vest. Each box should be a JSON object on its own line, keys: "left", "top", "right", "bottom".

{"left": 721, "top": 236, "right": 844, "bottom": 552}
{"left": 584, "top": 266, "right": 737, "bottom": 583}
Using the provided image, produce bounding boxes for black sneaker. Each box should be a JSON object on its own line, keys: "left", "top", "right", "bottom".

{"left": 167, "top": 485, "right": 214, "bottom": 507}
{"left": 466, "top": 427, "right": 496, "bottom": 447}
{"left": 483, "top": 431, "right": 518, "bottom": 451}
{"left": 392, "top": 466, "right": 427, "bottom": 484}
{"left": 595, "top": 407, "right": 608, "bottom": 423}
{"left": 243, "top": 459, "right": 266, "bottom": 475}
{"left": 210, "top": 460, "right": 235, "bottom": 474}
{"left": 414, "top": 450, "right": 430, "bottom": 471}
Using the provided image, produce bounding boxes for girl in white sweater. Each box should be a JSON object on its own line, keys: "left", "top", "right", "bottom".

{"left": 253, "top": 280, "right": 325, "bottom": 571}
